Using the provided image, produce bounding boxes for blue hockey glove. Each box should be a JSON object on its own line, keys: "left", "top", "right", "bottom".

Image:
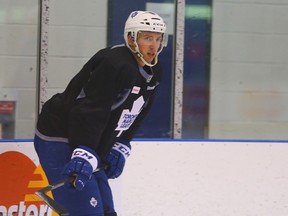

{"left": 62, "top": 145, "right": 99, "bottom": 191}
{"left": 105, "top": 140, "right": 131, "bottom": 179}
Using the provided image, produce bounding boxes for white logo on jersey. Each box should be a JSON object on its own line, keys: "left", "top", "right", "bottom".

{"left": 90, "top": 197, "right": 98, "bottom": 207}
{"left": 132, "top": 86, "right": 141, "bottom": 94}
{"left": 115, "top": 96, "right": 145, "bottom": 137}
{"left": 147, "top": 85, "right": 156, "bottom": 90}
{"left": 147, "top": 82, "right": 159, "bottom": 90}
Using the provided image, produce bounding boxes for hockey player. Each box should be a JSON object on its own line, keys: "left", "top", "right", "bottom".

{"left": 34, "top": 10, "right": 167, "bottom": 216}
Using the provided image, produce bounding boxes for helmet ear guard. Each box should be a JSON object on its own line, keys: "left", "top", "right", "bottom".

{"left": 124, "top": 11, "right": 168, "bottom": 67}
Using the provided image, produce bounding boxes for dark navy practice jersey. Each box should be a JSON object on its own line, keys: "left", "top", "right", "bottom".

{"left": 36, "top": 44, "right": 162, "bottom": 158}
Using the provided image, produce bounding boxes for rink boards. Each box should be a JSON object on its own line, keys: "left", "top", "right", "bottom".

{"left": 1, "top": 140, "right": 288, "bottom": 216}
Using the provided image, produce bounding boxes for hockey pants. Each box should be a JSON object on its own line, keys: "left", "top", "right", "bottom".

{"left": 34, "top": 134, "right": 117, "bottom": 216}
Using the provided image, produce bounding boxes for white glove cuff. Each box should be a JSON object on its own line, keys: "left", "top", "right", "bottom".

{"left": 72, "top": 148, "right": 98, "bottom": 171}
{"left": 112, "top": 142, "right": 131, "bottom": 159}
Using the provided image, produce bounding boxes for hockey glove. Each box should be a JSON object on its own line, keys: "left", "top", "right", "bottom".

{"left": 105, "top": 140, "right": 131, "bottom": 179}
{"left": 62, "top": 145, "right": 99, "bottom": 191}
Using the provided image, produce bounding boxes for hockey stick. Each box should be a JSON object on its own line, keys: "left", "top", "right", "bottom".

{"left": 35, "top": 166, "right": 107, "bottom": 216}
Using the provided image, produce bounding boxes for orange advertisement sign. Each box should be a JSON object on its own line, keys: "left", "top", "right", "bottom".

{"left": 0, "top": 142, "right": 56, "bottom": 216}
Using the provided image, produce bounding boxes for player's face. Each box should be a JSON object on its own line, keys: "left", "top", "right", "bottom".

{"left": 136, "top": 31, "right": 163, "bottom": 65}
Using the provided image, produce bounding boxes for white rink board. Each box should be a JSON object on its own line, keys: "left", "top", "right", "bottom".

{"left": 119, "top": 140, "right": 288, "bottom": 216}
{"left": 1, "top": 140, "right": 288, "bottom": 216}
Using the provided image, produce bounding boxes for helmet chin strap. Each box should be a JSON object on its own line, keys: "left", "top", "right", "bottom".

{"left": 136, "top": 51, "right": 158, "bottom": 67}
{"left": 128, "top": 41, "right": 163, "bottom": 67}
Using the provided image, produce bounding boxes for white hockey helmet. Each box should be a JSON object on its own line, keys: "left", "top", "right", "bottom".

{"left": 124, "top": 11, "right": 168, "bottom": 66}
